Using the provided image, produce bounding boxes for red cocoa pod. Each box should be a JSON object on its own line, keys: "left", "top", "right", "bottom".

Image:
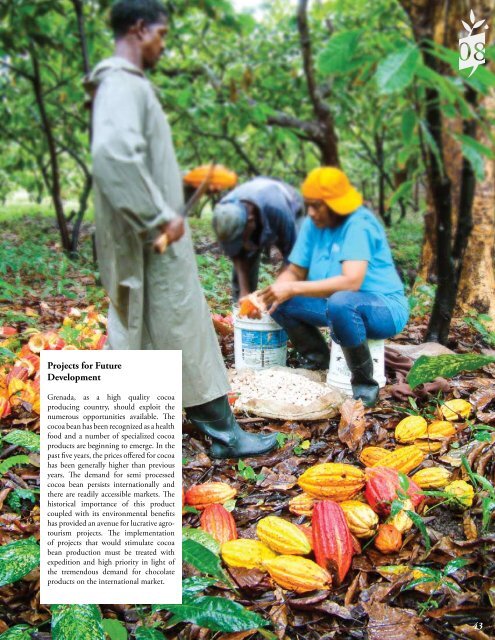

{"left": 185, "top": 482, "right": 237, "bottom": 510}
{"left": 200, "top": 504, "right": 238, "bottom": 544}
{"left": 312, "top": 500, "right": 354, "bottom": 585}
{"left": 0, "top": 396, "right": 11, "bottom": 418}
{"left": 364, "top": 466, "right": 423, "bottom": 516}
{"left": 6, "top": 366, "right": 29, "bottom": 384}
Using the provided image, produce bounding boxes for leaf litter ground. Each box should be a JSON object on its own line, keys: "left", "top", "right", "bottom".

{"left": 0, "top": 216, "right": 494, "bottom": 639}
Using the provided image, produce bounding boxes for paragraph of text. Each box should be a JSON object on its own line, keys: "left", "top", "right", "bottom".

{"left": 40, "top": 350, "right": 182, "bottom": 604}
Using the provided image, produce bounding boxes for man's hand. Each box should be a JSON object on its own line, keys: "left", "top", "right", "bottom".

{"left": 258, "top": 281, "right": 295, "bottom": 313}
{"left": 163, "top": 217, "right": 185, "bottom": 244}
{"left": 153, "top": 217, "right": 185, "bottom": 253}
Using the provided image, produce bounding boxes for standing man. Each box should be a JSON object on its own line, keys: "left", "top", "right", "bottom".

{"left": 212, "top": 177, "right": 304, "bottom": 300}
{"left": 89, "top": 0, "right": 278, "bottom": 459}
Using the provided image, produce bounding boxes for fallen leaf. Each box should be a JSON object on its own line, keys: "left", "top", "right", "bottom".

{"left": 338, "top": 398, "right": 366, "bottom": 451}
{"left": 363, "top": 600, "right": 436, "bottom": 640}
{"left": 463, "top": 513, "right": 478, "bottom": 541}
{"left": 454, "top": 624, "right": 491, "bottom": 640}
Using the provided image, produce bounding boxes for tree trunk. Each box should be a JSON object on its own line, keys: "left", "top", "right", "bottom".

{"left": 402, "top": 0, "right": 494, "bottom": 343}
{"left": 456, "top": 92, "right": 495, "bottom": 317}
{"left": 29, "top": 45, "right": 70, "bottom": 253}
{"left": 296, "top": 0, "right": 339, "bottom": 166}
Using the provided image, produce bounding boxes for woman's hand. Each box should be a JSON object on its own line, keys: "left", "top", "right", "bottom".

{"left": 258, "top": 281, "right": 296, "bottom": 312}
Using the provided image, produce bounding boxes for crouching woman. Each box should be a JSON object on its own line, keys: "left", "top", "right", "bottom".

{"left": 258, "top": 167, "right": 409, "bottom": 407}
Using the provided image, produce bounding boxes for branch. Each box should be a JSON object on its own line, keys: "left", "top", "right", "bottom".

{"left": 296, "top": 0, "right": 330, "bottom": 121}
{"left": 0, "top": 59, "right": 34, "bottom": 82}
{"left": 266, "top": 111, "right": 322, "bottom": 141}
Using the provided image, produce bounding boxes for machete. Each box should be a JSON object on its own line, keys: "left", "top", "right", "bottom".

{"left": 153, "top": 162, "right": 215, "bottom": 254}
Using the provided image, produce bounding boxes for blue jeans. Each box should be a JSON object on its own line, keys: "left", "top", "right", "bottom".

{"left": 271, "top": 291, "right": 398, "bottom": 348}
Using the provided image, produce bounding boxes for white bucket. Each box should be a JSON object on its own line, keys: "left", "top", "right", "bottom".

{"left": 234, "top": 311, "right": 287, "bottom": 370}
{"left": 327, "top": 339, "right": 386, "bottom": 394}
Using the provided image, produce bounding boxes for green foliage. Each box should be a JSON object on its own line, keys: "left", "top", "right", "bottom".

{"left": 134, "top": 629, "right": 165, "bottom": 640}
{"left": 318, "top": 30, "right": 363, "bottom": 75}
{"left": 0, "top": 538, "right": 40, "bottom": 587}
{"left": 101, "top": 619, "right": 128, "bottom": 640}
{"left": 462, "top": 312, "right": 495, "bottom": 348}
{"left": 402, "top": 558, "right": 468, "bottom": 615}
{"left": 182, "top": 527, "right": 220, "bottom": 555}
{"left": 407, "top": 353, "right": 495, "bottom": 389}
{"left": 151, "top": 538, "right": 270, "bottom": 634}
{"left": 3, "top": 430, "right": 40, "bottom": 452}
{"left": 236, "top": 460, "right": 265, "bottom": 483}
{"left": 164, "top": 597, "right": 270, "bottom": 632}
{"left": 51, "top": 605, "right": 105, "bottom": 640}
{"left": 182, "top": 537, "right": 231, "bottom": 584}
{"left": 375, "top": 45, "right": 420, "bottom": 94}
{"left": 6, "top": 488, "right": 37, "bottom": 513}
{"left": 0, "top": 625, "right": 35, "bottom": 640}
{"left": 0, "top": 455, "right": 31, "bottom": 476}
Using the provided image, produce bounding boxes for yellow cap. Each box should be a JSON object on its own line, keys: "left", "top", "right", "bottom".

{"left": 301, "top": 167, "right": 363, "bottom": 215}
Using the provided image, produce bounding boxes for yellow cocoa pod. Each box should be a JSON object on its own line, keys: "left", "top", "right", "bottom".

{"left": 263, "top": 555, "right": 331, "bottom": 593}
{"left": 444, "top": 480, "right": 474, "bottom": 510}
{"left": 298, "top": 463, "right": 364, "bottom": 500}
{"left": 257, "top": 516, "right": 312, "bottom": 555}
{"left": 414, "top": 421, "right": 457, "bottom": 453}
{"left": 395, "top": 416, "right": 428, "bottom": 444}
{"left": 340, "top": 500, "right": 379, "bottom": 538}
{"left": 221, "top": 539, "right": 276, "bottom": 570}
{"left": 389, "top": 499, "right": 414, "bottom": 533}
{"left": 440, "top": 399, "right": 472, "bottom": 421}
{"left": 288, "top": 493, "right": 315, "bottom": 517}
{"left": 374, "top": 445, "right": 425, "bottom": 474}
{"left": 427, "top": 421, "right": 457, "bottom": 438}
{"left": 359, "top": 446, "right": 388, "bottom": 467}
{"left": 411, "top": 467, "right": 452, "bottom": 489}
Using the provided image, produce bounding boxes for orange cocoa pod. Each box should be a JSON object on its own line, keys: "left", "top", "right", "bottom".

{"left": 238, "top": 296, "right": 262, "bottom": 319}
{"left": 359, "top": 446, "right": 388, "bottom": 467}
{"left": 364, "top": 466, "right": 423, "bottom": 516}
{"left": 374, "top": 524, "right": 402, "bottom": 554}
{"left": 200, "top": 504, "right": 238, "bottom": 544}
{"left": 185, "top": 482, "right": 237, "bottom": 510}
{"left": 374, "top": 445, "right": 425, "bottom": 474}
{"left": 0, "top": 396, "right": 11, "bottom": 418}
{"left": 312, "top": 500, "right": 354, "bottom": 585}
{"left": 263, "top": 556, "right": 331, "bottom": 593}
{"left": 298, "top": 463, "right": 364, "bottom": 501}
{"left": 289, "top": 493, "right": 315, "bottom": 517}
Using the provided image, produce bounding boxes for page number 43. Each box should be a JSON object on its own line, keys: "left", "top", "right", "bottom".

{"left": 474, "top": 622, "right": 483, "bottom": 630}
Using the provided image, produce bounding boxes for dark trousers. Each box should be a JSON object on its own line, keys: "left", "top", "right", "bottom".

{"left": 231, "top": 252, "right": 262, "bottom": 302}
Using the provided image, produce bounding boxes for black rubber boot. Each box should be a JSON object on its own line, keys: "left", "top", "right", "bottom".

{"left": 341, "top": 342, "right": 379, "bottom": 407}
{"left": 185, "top": 395, "right": 279, "bottom": 460}
{"left": 285, "top": 323, "right": 330, "bottom": 370}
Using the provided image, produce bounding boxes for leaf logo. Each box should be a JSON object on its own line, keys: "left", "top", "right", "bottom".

{"left": 459, "top": 9, "right": 488, "bottom": 76}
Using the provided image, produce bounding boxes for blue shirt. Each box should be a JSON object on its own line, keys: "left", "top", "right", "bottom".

{"left": 219, "top": 177, "right": 304, "bottom": 259}
{"left": 289, "top": 206, "right": 409, "bottom": 332}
